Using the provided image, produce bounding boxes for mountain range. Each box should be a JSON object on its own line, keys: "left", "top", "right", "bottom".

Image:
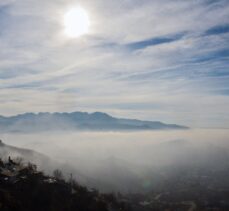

{"left": 0, "top": 111, "right": 188, "bottom": 132}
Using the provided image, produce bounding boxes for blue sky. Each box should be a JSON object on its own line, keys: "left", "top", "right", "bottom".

{"left": 0, "top": 0, "right": 229, "bottom": 127}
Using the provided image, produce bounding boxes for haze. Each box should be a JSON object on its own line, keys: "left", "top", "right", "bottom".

{"left": 2, "top": 129, "right": 229, "bottom": 192}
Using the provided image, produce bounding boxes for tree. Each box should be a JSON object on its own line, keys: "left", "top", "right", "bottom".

{"left": 53, "top": 169, "right": 63, "bottom": 180}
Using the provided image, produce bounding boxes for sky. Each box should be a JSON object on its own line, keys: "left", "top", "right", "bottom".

{"left": 0, "top": 0, "right": 229, "bottom": 128}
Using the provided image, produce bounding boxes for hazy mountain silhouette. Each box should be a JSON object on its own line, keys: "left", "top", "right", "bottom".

{"left": 0, "top": 139, "right": 55, "bottom": 170}
{"left": 0, "top": 112, "right": 188, "bottom": 132}
{"left": 0, "top": 140, "right": 101, "bottom": 187}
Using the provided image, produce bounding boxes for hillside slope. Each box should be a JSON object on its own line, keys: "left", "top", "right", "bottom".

{"left": 0, "top": 158, "right": 132, "bottom": 211}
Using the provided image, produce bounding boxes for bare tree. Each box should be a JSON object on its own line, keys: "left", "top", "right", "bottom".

{"left": 53, "top": 169, "right": 63, "bottom": 180}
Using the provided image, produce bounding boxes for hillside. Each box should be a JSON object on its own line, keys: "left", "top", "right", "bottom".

{"left": 0, "top": 157, "right": 132, "bottom": 211}
{"left": 0, "top": 112, "right": 188, "bottom": 133}
{"left": 0, "top": 140, "right": 106, "bottom": 189}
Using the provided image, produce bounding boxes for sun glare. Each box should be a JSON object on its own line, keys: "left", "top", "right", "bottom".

{"left": 64, "top": 7, "right": 90, "bottom": 38}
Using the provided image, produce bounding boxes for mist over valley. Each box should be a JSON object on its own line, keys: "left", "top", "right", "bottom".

{"left": 2, "top": 128, "right": 229, "bottom": 193}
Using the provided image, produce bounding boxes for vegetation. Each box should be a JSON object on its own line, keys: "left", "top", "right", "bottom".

{"left": 0, "top": 157, "right": 131, "bottom": 211}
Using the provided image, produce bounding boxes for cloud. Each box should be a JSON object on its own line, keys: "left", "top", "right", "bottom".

{"left": 0, "top": 0, "right": 229, "bottom": 127}
{"left": 204, "top": 24, "right": 229, "bottom": 36}
{"left": 125, "top": 33, "right": 186, "bottom": 50}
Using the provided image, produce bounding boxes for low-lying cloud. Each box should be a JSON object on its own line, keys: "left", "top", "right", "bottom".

{"left": 1, "top": 129, "right": 229, "bottom": 192}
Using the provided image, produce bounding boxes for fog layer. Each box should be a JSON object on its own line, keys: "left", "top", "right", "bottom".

{"left": 2, "top": 129, "right": 229, "bottom": 192}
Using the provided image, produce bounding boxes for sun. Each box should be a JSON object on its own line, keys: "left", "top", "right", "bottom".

{"left": 64, "top": 7, "right": 90, "bottom": 38}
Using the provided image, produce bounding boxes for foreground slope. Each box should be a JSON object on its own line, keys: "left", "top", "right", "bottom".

{"left": 0, "top": 158, "right": 131, "bottom": 211}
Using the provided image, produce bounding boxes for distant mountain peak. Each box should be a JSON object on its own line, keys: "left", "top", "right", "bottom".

{"left": 91, "top": 112, "right": 113, "bottom": 119}
{"left": 92, "top": 111, "right": 110, "bottom": 116}
{"left": 0, "top": 111, "right": 189, "bottom": 133}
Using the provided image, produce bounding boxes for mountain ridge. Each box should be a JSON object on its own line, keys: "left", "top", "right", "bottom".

{"left": 0, "top": 111, "right": 188, "bottom": 132}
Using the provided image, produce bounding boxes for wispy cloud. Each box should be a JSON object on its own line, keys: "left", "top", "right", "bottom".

{"left": 0, "top": 0, "right": 229, "bottom": 127}
{"left": 204, "top": 24, "right": 229, "bottom": 36}
{"left": 126, "top": 33, "right": 186, "bottom": 50}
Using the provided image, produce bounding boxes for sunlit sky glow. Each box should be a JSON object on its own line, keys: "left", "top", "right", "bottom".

{"left": 0, "top": 0, "right": 229, "bottom": 127}
{"left": 64, "top": 7, "right": 90, "bottom": 38}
